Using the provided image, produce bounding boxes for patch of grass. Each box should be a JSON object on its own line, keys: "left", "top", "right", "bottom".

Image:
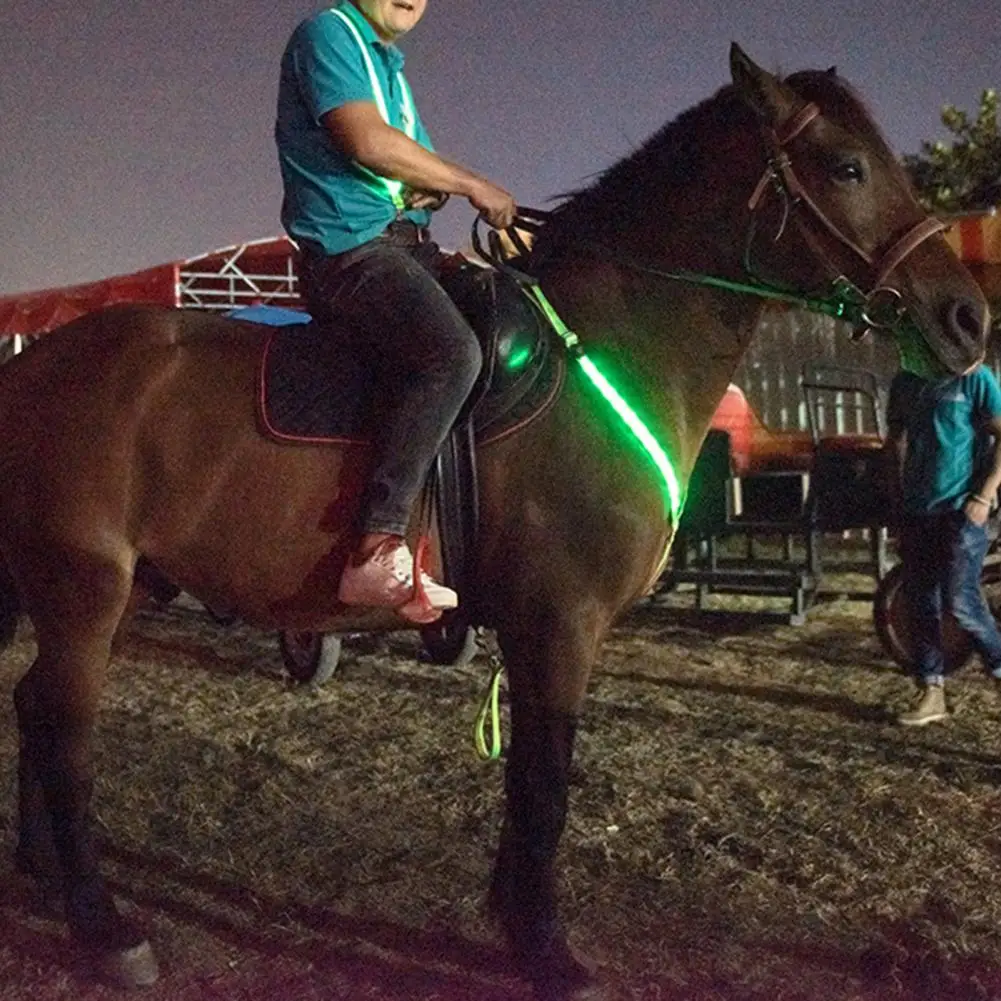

{"left": 2, "top": 564, "right": 1001, "bottom": 1000}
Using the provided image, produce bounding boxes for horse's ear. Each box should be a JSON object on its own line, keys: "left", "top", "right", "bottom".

{"left": 826, "top": 65, "right": 838, "bottom": 76}
{"left": 729, "top": 42, "right": 799, "bottom": 127}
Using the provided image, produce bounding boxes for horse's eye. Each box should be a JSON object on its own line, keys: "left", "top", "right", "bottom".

{"left": 832, "top": 158, "right": 866, "bottom": 184}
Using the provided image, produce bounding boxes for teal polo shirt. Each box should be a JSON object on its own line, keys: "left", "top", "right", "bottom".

{"left": 275, "top": 1, "right": 434, "bottom": 255}
{"left": 887, "top": 365, "right": 1001, "bottom": 515}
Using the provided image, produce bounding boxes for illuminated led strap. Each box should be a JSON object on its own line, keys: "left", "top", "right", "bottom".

{"left": 474, "top": 660, "right": 504, "bottom": 761}
{"left": 330, "top": 5, "right": 417, "bottom": 210}
{"left": 523, "top": 283, "right": 683, "bottom": 523}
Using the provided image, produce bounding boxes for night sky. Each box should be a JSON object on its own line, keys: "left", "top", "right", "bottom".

{"left": 2, "top": 0, "right": 999, "bottom": 295}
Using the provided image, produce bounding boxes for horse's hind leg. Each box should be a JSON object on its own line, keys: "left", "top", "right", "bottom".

{"left": 12, "top": 547, "right": 158, "bottom": 987}
{"left": 489, "top": 614, "right": 605, "bottom": 1000}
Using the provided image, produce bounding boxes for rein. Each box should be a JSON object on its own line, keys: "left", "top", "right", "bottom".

{"left": 484, "top": 213, "right": 935, "bottom": 345}
{"left": 490, "top": 211, "right": 889, "bottom": 330}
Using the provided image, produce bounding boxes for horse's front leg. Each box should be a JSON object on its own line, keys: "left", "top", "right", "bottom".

{"left": 489, "top": 613, "right": 606, "bottom": 1000}
{"left": 13, "top": 559, "right": 159, "bottom": 987}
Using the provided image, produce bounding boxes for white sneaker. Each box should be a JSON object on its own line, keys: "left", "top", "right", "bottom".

{"left": 338, "top": 537, "right": 457, "bottom": 624}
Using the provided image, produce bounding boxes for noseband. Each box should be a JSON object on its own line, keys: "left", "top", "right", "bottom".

{"left": 747, "top": 102, "right": 946, "bottom": 334}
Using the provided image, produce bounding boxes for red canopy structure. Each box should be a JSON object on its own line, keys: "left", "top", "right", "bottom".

{"left": 944, "top": 209, "right": 1001, "bottom": 304}
{"left": 0, "top": 263, "right": 178, "bottom": 339}
{"left": 0, "top": 236, "right": 300, "bottom": 341}
{"left": 944, "top": 209, "right": 1001, "bottom": 263}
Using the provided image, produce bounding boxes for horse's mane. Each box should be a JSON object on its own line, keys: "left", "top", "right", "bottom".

{"left": 532, "top": 68, "right": 897, "bottom": 255}
{"left": 536, "top": 85, "right": 747, "bottom": 244}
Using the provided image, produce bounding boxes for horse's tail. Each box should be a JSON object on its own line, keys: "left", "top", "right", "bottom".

{"left": 0, "top": 558, "right": 21, "bottom": 650}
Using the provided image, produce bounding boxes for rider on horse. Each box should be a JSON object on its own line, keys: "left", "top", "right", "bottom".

{"left": 275, "top": 0, "right": 515, "bottom": 623}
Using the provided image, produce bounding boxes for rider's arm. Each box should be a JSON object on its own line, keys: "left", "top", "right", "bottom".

{"left": 323, "top": 101, "right": 515, "bottom": 229}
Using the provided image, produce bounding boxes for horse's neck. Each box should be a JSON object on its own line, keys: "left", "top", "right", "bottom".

{"left": 540, "top": 254, "right": 763, "bottom": 473}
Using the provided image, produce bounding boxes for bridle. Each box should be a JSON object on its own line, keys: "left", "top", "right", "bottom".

{"left": 746, "top": 101, "right": 946, "bottom": 335}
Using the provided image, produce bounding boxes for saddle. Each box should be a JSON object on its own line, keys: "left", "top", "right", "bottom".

{"left": 253, "top": 258, "right": 565, "bottom": 616}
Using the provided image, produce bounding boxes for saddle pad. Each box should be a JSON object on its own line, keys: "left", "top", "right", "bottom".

{"left": 253, "top": 275, "right": 567, "bottom": 447}
{"left": 257, "top": 321, "right": 375, "bottom": 445}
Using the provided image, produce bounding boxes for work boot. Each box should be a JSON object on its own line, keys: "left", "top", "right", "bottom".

{"left": 897, "top": 683, "right": 948, "bottom": 726}
{"left": 338, "top": 536, "right": 457, "bottom": 624}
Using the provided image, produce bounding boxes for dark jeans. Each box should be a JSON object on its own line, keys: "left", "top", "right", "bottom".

{"left": 899, "top": 510, "right": 1001, "bottom": 684}
{"left": 298, "top": 227, "right": 481, "bottom": 537}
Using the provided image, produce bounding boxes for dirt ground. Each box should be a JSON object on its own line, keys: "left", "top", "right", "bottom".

{"left": 2, "top": 561, "right": 1001, "bottom": 1001}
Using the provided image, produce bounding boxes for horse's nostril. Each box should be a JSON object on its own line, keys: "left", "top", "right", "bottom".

{"left": 947, "top": 298, "right": 987, "bottom": 341}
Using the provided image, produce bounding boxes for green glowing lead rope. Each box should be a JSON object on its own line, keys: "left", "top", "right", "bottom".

{"left": 523, "top": 284, "right": 683, "bottom": 523}
{"left": 474, "top": 661, "right": 504, "bottom": 761}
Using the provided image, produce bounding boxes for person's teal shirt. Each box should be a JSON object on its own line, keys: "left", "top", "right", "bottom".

{"left": 888, "top": 365, "right": 1001, "bottom": 515}
{"left": 275, "top": 1, "right": 434, "bottom": 256}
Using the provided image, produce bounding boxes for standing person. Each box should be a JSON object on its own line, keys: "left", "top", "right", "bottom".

{"left": 887, "top": 360, "right": 1001, "bottom": 725}
{"left": 275, "top": 0, "right": 516, "bottom": 623}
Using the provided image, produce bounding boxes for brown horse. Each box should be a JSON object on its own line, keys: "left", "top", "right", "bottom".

{"left": 0, "top": 46, "right": 988, "bottom": 999}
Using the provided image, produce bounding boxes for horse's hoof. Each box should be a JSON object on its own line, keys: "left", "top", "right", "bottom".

{"left": 524, "top": 940, "right": 606, "bottom": 1001}
{"left": 96, "top": 940, "right": 159, "bottom": 989}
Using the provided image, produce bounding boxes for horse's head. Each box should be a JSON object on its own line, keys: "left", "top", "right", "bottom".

{"left": 730, "top": 43, "right": 989, "bottom": 377}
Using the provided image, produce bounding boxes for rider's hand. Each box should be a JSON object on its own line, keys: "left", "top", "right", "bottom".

{"left": 468, "top": 178, "right": 516, "bottom": 230}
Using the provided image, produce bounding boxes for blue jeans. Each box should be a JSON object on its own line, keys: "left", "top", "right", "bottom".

{"left": 298, "top": 230, "right": 482, "bottom": 536}
{"left": 899, "top": 511, "right": 1001, "bottom": 685}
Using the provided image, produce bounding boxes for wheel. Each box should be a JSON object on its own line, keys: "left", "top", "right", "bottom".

{"left": 420, "top": 615, "right": 479, "bottom": 666}
{"left": 872, "top": 563, "right": 973, "bottom": 672}
{"left": 278, "top": 631, "right": 342, "bottom": 685}
{"left": 981, "top": 555, "right": 1001, "bottom": 618}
